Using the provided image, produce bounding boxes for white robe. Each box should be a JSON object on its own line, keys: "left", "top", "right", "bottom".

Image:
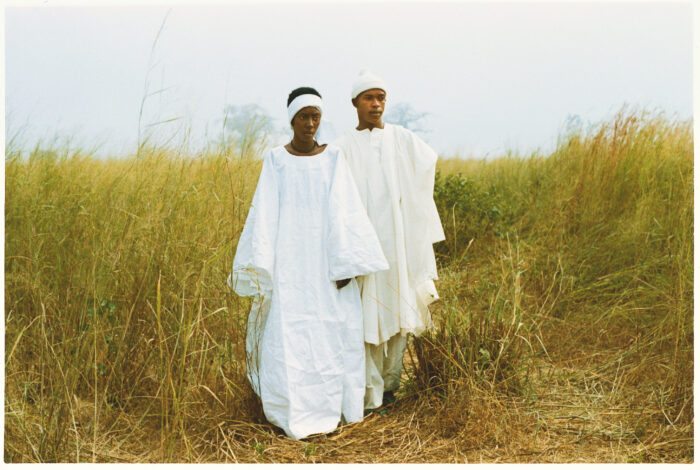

{"left": 334, "top": 124, "right": 445, "bottom": 345}
{"left": 229, "top": 145, "right": 388, "bottom": 440}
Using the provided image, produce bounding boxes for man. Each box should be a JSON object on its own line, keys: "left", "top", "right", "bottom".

{"left": 334, "top": 69, "right": 445, "bottom": 411}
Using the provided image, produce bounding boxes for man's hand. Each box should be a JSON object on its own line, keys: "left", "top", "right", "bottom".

{"left": 335, "top": 278, "right": 351, "bottom": 289}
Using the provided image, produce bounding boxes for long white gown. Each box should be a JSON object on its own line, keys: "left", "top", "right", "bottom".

{"left": 334, "top": 124, "right": 445, "bottom": 345}
{"left": 229, "top": 144, "right": 388, "bottom": 440}
{"left": 335, "top": 124, "right": 445, "bottom": 409}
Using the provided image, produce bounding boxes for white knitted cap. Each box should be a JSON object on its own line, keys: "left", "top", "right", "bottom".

{"left": 351, "top": 69, "right": 387, "bottom": 99}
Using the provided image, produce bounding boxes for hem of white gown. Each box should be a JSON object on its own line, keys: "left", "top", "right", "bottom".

{"left": 415, "top": 278, "right": 439, "bottom": 303}
{"left": 285, "top": 419, "right": 343, "bottom": 441}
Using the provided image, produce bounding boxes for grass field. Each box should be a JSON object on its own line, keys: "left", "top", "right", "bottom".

{"left": 4, "top": 109, "right": 693, "bottom": 462}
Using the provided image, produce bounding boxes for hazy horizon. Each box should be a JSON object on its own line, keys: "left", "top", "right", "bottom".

{"left": 4, "top": 1, "right": 694, "bottom": 159}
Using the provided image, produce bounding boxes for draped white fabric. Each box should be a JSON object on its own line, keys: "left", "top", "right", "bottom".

{"left": 229, "top": 145, "right": 388, "bottom": 440}
{"left": 334, "top": 124, "right": 445, "bottom": 345}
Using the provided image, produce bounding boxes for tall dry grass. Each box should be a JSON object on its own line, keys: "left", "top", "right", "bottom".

{"left": 411, "top": 109, "right": 693, "bottom": 461}
{"left": 4, "top": 109, "right": 693, "bottom": 462}
{"left": 4, "top": 143, "right": 265, "bottom": 461}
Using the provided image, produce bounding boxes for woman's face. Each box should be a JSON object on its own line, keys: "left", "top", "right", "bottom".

{"left": 291, "top": 106, "right": 322, "bottom": 141}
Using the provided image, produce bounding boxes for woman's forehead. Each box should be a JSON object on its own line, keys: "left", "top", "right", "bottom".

{"left": 298, "top": 106, "right": 321, "bottom": 115}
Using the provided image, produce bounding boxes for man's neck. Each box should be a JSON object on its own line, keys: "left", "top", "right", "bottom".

{"left": 356, "top": 121, "right": 385, "bottom": 131}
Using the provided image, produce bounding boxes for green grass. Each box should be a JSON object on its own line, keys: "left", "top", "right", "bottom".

{"left": 4, "top": 109, "right": 693, "bottom": 462}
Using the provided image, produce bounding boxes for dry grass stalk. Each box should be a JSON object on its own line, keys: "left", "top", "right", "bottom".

{"left": 4, "top": 109, "right": 692, "bottom": 463}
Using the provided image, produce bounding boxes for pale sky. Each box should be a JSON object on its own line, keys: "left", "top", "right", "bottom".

{"left": 3, "top": 0, "right": 695, "bottom": 158}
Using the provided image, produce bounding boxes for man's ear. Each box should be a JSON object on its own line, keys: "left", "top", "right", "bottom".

{"left": 351, "top": 98, "right": 358, "bottom": 108}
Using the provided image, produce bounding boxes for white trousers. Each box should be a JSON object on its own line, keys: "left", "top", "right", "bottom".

{"left": 364, "top": 333, "right": 408, "bottom": 409}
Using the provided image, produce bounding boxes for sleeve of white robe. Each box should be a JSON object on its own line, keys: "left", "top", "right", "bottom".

{"left": 327, "top": 150, "right": 389, "bottom": 281}
{"left": 229, "top": 152, "right": 279, "bottom": 297}
{"left": 405, "top": 130, "right": 446, "bottom": 245}
{"left": 395, "top": 127, "right": 445, "bottom": 313}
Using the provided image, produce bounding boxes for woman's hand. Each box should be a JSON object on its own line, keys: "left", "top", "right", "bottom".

{"left": 335, "top": 278, "right": 351, "bottom": 289}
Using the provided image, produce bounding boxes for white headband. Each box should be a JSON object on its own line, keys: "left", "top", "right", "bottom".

{"left": 287, "top": 94, "right": 323, "bottom": 123}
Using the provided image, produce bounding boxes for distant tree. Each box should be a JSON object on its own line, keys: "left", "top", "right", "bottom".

{"left": 564, "top": 113, "right": 583, "bottom": 135}
{"left": 557, "top": 113, "right": 585, "bottom": 148}
{"left": 384, "top": 102, "right": 432, "bottom": 137}
{"left": 221, "top": 104, "right": 275, "bottom": 159}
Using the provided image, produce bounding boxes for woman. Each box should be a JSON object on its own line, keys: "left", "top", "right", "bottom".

{"left": 229, "top": 87, "right": 388, "bottom": 440}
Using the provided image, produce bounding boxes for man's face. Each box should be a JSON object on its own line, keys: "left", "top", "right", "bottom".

{"left": 291, "top": 106, "right": 322, "bottom": 141}
{"left": 353, "top": 89, "right": 386, "bottom": 128}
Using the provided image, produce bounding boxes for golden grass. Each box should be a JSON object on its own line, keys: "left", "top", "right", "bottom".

{"left": 4, "top": 109, "right": 693, "bottom": 462}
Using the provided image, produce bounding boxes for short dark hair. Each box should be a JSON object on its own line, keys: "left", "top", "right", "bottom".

{"left": 287, "top": 87, "right": 322, "bottom": 106}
